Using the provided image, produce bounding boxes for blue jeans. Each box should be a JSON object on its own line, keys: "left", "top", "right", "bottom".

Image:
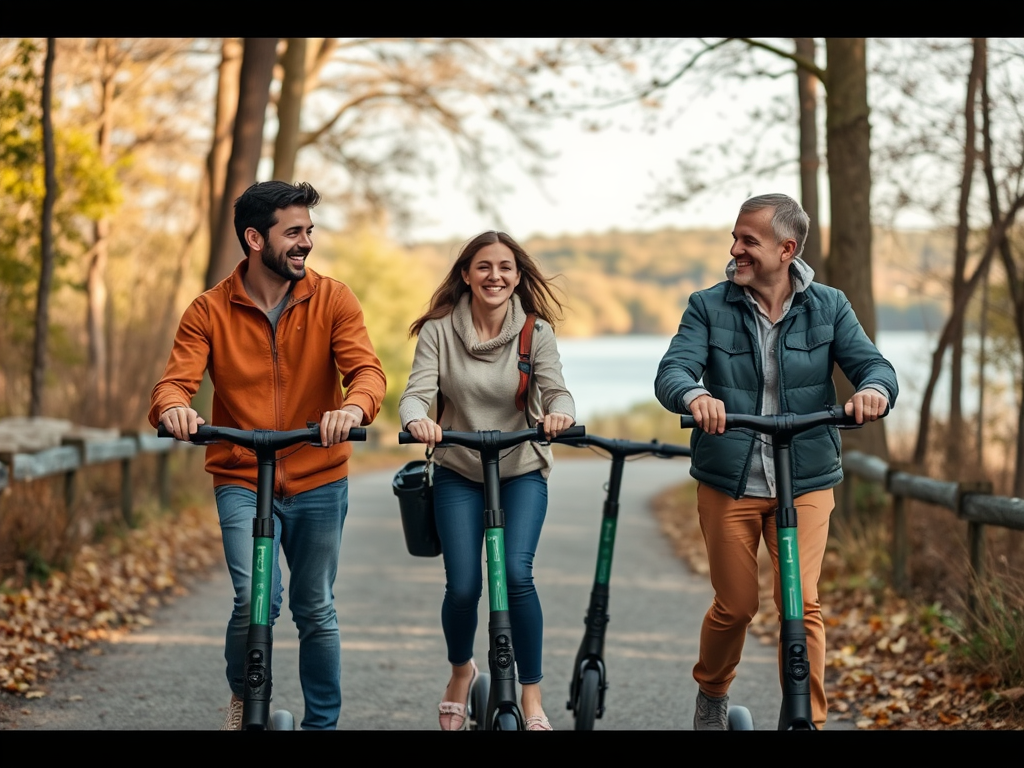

{"left": 214, "top": 478, "right": 348, "bottom": 730}
{"left": 432, "top": 466, "right": 548, "bottom": 684}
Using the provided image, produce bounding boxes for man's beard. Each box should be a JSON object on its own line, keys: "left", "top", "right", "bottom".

{"left": 263, "top": 242, "right": 307, "bottom": 282}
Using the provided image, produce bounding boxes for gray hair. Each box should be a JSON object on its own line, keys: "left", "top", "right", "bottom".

{"left": 739, "top": 194, "right": 809, "bottom": 260}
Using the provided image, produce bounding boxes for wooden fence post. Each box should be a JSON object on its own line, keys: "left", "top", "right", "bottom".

{"left": 121, "top": 457, "right": 134, "bottom": 527}
{"left": 886, "top": 463, "right": 911, "bottom": 596}
{"left": 159, "top": 452, "right": 171, "bottom": 509}
{"left": 957, "top": 481, "right": 993, "bottom": 616}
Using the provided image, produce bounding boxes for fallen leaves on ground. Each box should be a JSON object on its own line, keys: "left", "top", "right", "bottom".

{"left": 653, "top": 484, "right": 1023, "bottom": 730}
{"left": 819, "top": 581, "right": 1019, "bottom": 729}
{"left": 0, "top": 504, "right": 222, "bottom": 700}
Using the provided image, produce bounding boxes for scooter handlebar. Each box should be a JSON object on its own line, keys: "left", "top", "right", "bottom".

{"left": 398, "top": 423, "right": 585, "bottom": 447}
{"left": 157, "top": 423, "right": 366, "bottom": 446}
{"left": 559, "top": 433, "right": 691, "bottom": 458}
{"left": 680, "top": 405, "right": 889, "bottom": 435}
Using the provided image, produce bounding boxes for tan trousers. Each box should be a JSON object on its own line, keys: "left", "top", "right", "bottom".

{"left": 693, "top": 484, "right": 834, "bottom": 729}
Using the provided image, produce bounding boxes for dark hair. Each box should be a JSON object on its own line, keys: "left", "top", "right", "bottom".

{"left": 233, "top": 181, "right": 321, "bottom": 255}
{"left": 409, "top": 230, "right": 564, "bottom": 337}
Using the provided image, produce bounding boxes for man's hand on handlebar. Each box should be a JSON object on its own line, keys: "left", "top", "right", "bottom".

{"left": 160, "top": 405, "right": 205, "bottom": 441}
{"left": 844, "top": 389, "right": 888, "bottom": 424}
{"left": 321, "top": 405, "right": 364, "bottom": 447}
{"left": 688, "top": 394, "right": 727, "bottom": 435}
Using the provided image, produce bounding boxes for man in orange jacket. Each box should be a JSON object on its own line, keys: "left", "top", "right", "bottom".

{"left": 150, "top": 181, "right": 386, "bottom": 729}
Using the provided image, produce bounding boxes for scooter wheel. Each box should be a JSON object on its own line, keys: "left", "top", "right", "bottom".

{"left": 574, "top": 667, "right": 600, "bottom": 731}
{"left": 469, "top": 672, "right": 490, "bottom": 731}
{"left": 269, "top": 709, "right": 295, "bottom": 731}
{"left": 727, "top": 705, "right": 754, "bottom": 731}
{"left": 494, "top": 711, "right": 519, "bottom": 731}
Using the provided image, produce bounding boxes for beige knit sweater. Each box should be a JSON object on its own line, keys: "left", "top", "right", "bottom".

{"left": 398, "top": 293, "right": 576, "bottom": 482}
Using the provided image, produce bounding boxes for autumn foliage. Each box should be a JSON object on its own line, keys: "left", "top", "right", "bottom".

{"left": 0, "top": 503, "right": 221, "bottom": 700}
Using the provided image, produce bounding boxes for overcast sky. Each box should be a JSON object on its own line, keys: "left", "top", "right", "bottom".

{"left": 397, "top": 45, "right": 815, "bottom": 244}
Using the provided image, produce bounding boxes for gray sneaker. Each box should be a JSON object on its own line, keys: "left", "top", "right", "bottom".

{"left": 221, "top": 694, "right": 243, "bottom": 730}
{"left": 693, "top": 690, "right": 729, "bottom": 731}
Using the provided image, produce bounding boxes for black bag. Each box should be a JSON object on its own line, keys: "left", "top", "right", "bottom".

{"left": 391, "top": 459, "right": 442, "bottom": 557}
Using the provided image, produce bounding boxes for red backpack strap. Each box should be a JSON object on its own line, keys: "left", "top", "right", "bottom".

{"left": 515, "top": 314, "right": 537, "bottom": 412}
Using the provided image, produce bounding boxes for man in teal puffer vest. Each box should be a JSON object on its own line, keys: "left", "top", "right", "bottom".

{"left": 655, "top": 194, "right": 897, "bottom": 729}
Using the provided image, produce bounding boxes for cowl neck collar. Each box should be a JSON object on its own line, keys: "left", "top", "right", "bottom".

{"left": 451, "top": 292, "right": 527, "bottom": 360}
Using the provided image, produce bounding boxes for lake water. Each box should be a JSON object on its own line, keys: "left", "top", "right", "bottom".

{"left": 556, "top": 331, "right": 1014, "bottom": 438}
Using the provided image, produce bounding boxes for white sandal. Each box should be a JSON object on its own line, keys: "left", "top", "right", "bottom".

{"left": 525, "top": 714, "right": 553, "bottom": 731}
{"left": 438, "top": 659, "right": 478, "bottom": 731}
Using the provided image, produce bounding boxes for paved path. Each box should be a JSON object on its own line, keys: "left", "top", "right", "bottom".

{"left": 8, "top": 457, "right": 798, "bottom": 730}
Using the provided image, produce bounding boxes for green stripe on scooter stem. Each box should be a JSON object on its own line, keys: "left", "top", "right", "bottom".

{"left": 485, "top": 528, "right": 508, "bottom": 612}
{"left": 595, "top": 517, "right": 617, "bottom": 585}
{"left": 251, "top": 537, "right": 274, "bottom": 626}
{"left": 777, "top": 529, "right": 804, "bottom": 621}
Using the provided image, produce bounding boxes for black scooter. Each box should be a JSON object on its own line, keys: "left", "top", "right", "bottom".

{"left": 159, "top": 421, "right": 366, "bottom": 730}
{"left": 680, "top": 405, "right": 872, "bottom": 730}
{"left": 558, "top": 433, "right": 692, "bottom": 730}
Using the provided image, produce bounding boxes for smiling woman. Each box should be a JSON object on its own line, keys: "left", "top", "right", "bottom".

{"left": 462, "top": 242, "right": 522, "bottom": 330}
{"left": 399, "top": 229, "right": 576, "bottom": 731}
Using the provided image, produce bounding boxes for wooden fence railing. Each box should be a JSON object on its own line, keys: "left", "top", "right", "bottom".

{"left": 0, "top": 425, "right": 189, "bottom": 527}
{"left": 842, "top": 450, "right": 1024, "bottom": 606}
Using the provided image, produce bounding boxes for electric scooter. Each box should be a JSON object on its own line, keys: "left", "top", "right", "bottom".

{"left": 159, "top": 421, "right": 366, "bottom": 730}
{"left": 680, "top": 405, "right": 870, "bottom": 730}
{"left": 556, "top": 434, "right": 691, "bottom": 730}
{"left": 398, "top": 423, "right": 585, "bottom": 731}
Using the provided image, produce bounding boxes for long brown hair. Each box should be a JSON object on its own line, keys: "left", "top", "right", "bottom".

{"left": 409, "top": 231, "right": 564, "bottom": 337}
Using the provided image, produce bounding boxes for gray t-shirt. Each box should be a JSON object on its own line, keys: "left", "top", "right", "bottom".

{"left": 265, "top": 290, "right": 291, "bottom": 333}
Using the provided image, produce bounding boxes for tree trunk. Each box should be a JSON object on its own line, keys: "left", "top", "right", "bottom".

{"left": 273, "top": 38, "right": 307, "bottom": 183}
{"left": 912, "top": 200, "right": 1023, "bottom": 466}
{"left": 945, "top": 38, "right": 985, "bottom": 477}
{"left": 206, "top": 38, "right": 278, "bottom": 290}
{"left": 30, "top": 39, "right": 57, "bottom": 417}
{"left": 823, "top": 38, "right": 887, "bottom": 458}
{"left": 86, "top": 38, "right": 116, "bottom": 426}
{"left": 795, "top": 37, "right": 824, "bottom": 280}
{"left": 204, "top": 38, "right": 244, "bottom": 288}
{"left": 979, "top": 39, "right": 1024, "bottom": 494}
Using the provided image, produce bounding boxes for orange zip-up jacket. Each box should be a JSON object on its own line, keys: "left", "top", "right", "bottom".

{"left": 149, "top": 261, "right": 386, "bottom": 496}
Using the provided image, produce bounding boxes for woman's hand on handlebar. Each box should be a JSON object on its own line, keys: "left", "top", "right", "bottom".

{"left": 406, "top": 417, "right": 443, "bottom": 448}
{"left": 160, "top": 406, "right": 205, "bottom": 441}
{"left": 844, "top": 389, "right": 888, "bottom": 424}
{"left": 688, "top": 394, "right": 726, "bottom": 435}
{"left": 321, "top": 405, "right": 364, "bottom": 446}
{"left": 540, "top": 412, "right": 575, "bottom": 441}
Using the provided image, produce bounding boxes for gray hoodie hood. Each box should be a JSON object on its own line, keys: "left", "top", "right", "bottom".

{"left": 725, "top": 256, "right": 815, "bottom": 294}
